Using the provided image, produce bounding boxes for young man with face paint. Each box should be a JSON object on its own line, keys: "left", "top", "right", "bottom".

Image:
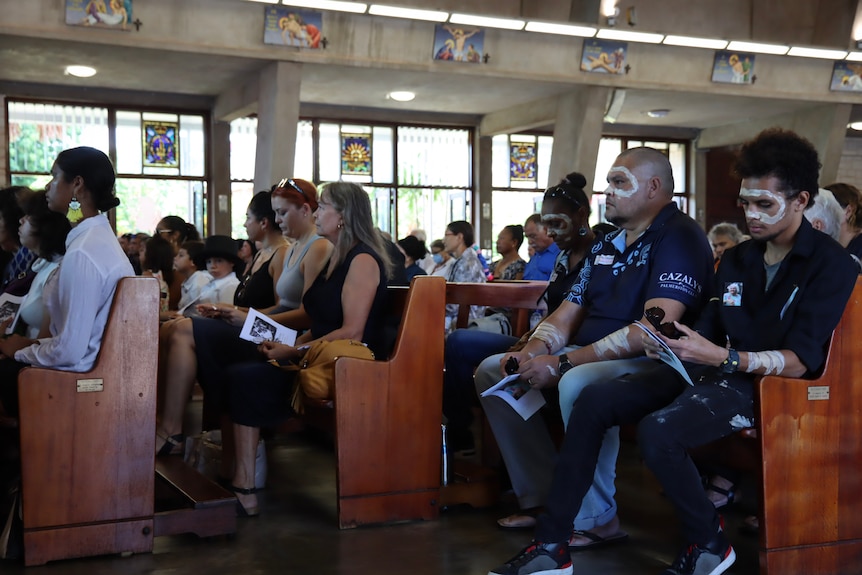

{"left": 479, "top": 149, "right": 713, "bottom": 562}
{"left": 487, "top": 129, "right": 858, "bottom": 575}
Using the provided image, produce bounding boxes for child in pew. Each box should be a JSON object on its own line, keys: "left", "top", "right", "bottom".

{"left": 160, "top": 240, "right": 209, "bottom": 322}
{"left": 0, "top": 146, "right": 133, "bottom": 417}
{"left": 179, "top": 235, "right": 241, "bottom": 318}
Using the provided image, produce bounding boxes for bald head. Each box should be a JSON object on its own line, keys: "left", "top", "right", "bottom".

{"left": 617, "top": 147, "right": 675, "bottom": 196}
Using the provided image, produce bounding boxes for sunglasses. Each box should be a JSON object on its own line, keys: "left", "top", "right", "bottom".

{"left": 277, "top": 178, "right": 310, "bottom": 203}
{"left": 544, "top": 185, "right": 582, "bottom": 208}
{"left": 644, "top": 306, "right": 684, "bottom": 339}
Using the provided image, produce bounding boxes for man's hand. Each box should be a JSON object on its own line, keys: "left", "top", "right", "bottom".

{"left": 513, "top": 354, "right": 561, "bottom": 389}
{"left": 642, "top": 322, "right": 727, "bottom": 367}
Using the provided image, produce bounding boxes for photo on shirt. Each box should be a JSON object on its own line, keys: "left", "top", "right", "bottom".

{"left": 722, "top": 282, "right": 742, "bottom": 307}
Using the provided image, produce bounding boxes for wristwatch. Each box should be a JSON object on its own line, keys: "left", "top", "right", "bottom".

{"left": 720, "top": 349, "right": 740, "bottom": 374}
{"left": 559, "top": 353, "right": 575, "bottom": 376}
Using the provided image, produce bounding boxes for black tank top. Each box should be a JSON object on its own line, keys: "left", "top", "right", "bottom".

{"left": 234, "top": 249, "right": 280, "bottom": 308}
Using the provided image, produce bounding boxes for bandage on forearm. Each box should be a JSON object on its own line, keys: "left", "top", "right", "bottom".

{"left": 530, "top": 322, "right": 566, "bottom": 355}
{"left": 745, "top": 350, "right": 785, "bottom": 375}
{"left": 591, "top": 327, "right": 632, "bottom": 359}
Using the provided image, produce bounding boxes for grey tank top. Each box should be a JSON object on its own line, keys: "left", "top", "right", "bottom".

{"left": 276, "top": 235, "right": 324, "bottom": 310}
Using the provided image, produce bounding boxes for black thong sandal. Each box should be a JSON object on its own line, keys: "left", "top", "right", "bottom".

{"left": 568, "top": 529, "right": 629, "bottom": 551}
{"left": 705, "top": 483, "right": 738, "bottom": 509}
{"left": 156, "top": 432, "right": 185, "bottom": 457}
{"left": 224, "top": 484, "right": 260, "bottom": 517}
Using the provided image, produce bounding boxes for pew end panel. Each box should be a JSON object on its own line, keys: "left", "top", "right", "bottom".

{"left": 754, "top": 280, "right": 862, "bottom": 574}
{"left": 16, "top": 277, "right": 160, "bottom": 566}
{"left": 329, "top": 275, "right": 446, "bottom": 528}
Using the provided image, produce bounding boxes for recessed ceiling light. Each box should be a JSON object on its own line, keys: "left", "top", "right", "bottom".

{"left": 524, "top": 21, "right": 596, "bottom": 37}
{"left": 448, "top": 13, "right": 525, "bottom": 31}
{"left": 726, "top": 40, "right": 789, "bottom": 55}
{"left": 281, "top": 0, "right": 367, "bottom": 14}
{"left": 65, "top": 65, "right": 97, "bottom": 78}
{"left": 848, "top": 122, "right": 862, "bottom": 131}
{"left": 787, "top": 46, "right": 848, "bottom": 60}
{"left": 646, "top": 109, "right": 670, "bottom": 118}
{"left": 596, "top": 28, "right": 664, "bottom": 44}
{"left": 387, "top": 91, "right": 415, "bottom": 102}
{"left": 663, "top": 35, "right": 728, "bottom": 50}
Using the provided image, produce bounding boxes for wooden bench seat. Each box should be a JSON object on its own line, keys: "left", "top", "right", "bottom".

{"left": 745, "top": 279, "right": 862, "bottom": 574}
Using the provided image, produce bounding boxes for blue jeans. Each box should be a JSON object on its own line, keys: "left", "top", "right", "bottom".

{"left": 475, "top": 345, "right": 654, "bottom": 529}
{"left": 443, "top": 328, "right": 518, "bottom": 436}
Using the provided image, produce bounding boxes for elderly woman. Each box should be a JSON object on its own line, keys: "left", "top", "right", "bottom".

{"left": 223, "top": 181, "right": 393, "bottom": 516}
{"left": 0, "top": 147, "right": 132, "bottom": 416}
{"left": 707, "top": 222, "right": 745, "bottom": 266}
{"left": 156, "top": 182, "right": 328, "bottom": 455}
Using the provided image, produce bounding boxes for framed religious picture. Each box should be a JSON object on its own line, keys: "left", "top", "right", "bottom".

{"left": 510, "top": 142, "right": 537, "bottom": 183}
{"left": 712, "top": 51, "right": 755, "bottom": 84}
{"left": 341, "top": 134, "right": 372, "bottom": 177}
{"left": 580, "top": 39, "right": 627, "bottom": 74}
{"left": 263, "top": 6, "right": 323, "bottom": 48}
{"left": 65, "top": 0, "right": 133, "bottom": 31}
{"left": 432, "top": 24, "right": 484, "bottom": 63}
{"left": 830, "top": 61, "right": 862, "bottom": 92}
{"left": 142, "top": 121, "right": 179, "bottom": 168}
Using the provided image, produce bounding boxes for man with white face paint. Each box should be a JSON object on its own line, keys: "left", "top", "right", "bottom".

{"left": 486, "top": 129, "right": 858, "bottom": 575}
{"left": 483, "top": 149, "right": 714, "bottom": 575}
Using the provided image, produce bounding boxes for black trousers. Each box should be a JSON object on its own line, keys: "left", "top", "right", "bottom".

{"left": 535, "top": 363, "right": 755, "bottom": 546}
{"left": 0, "top": 358, "right": 30, "bottom": 417}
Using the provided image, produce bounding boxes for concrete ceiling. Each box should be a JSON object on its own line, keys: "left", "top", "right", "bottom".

{"left": 0, "top": 34, "right": 844, "bottom": 132}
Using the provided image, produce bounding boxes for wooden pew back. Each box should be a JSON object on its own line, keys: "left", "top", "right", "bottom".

{"left": 446, "top": 280, "right": 548, "bottom": 335}
{"left": 16, "top": 277, "right": 159, "bottom": 566}
{"left": 753, "top": 278, "right": 862, "bottom": 573}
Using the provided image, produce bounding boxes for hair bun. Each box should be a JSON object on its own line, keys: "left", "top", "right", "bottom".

{"left": 564, "top": 172, "right": 587, "bottom": 189}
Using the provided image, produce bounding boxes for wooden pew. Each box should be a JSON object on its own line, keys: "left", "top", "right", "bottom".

{"left": 16, "top": 277, "right": 159, "bottom": 567}
{"left": 441, "top": 280, "right": 548, "bottom": 508}
{"left": 750, "top": 279, "right": 862, "bottom": 574}
{"left": 302, "top": 275, "right": 447, "bottom": 528}
{"left": 448, "top": 280, "right": 548, "bottom": 334}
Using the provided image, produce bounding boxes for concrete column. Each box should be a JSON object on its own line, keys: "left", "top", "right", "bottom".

{"left": 254, "top": 61, "right": 302, "bottom": 193}
{"left": 475, "top": 135, "right": 493, "bottom": 251}
{"left": 548, "top": 87, "right": 610, "bottom": 188}
{"left": 209, "top": 120, "right": 232, "bottom": 236}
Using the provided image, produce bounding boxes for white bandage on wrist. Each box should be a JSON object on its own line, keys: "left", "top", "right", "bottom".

{"left": 592, "top": 327, "right": 632, "bottom": 359}
{"left": 530, "top": 322, "right": 566, "bottom": 355}
{"left": 745, "top": 350, "right": 785, "bottom": 375}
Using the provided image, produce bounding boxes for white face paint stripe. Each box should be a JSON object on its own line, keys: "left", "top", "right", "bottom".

{"left": 606, "top": 165, "right": 639, "bottom": 198}
{"left": 739, "top": 187, "right": 786, "bottom": 225}
{"left": 745, "top": 350, "right": 785, "bottom": 375}
{"left": 592, "top": 326, "right": 632, "bottom": 359}
{"left": 541, "top": 213, "right": 574, "bottom": 239}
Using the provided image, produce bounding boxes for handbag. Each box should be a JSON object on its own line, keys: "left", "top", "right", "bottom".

{"left": 288, "top": 339, "right": 375, "bottom": 413}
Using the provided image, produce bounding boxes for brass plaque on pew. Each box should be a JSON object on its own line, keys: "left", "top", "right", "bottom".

{"left": 77, "top": 379, "right": 104, "bottom": 393}
{"left": 807, "top": 386, "right": 829, "bottom": 400}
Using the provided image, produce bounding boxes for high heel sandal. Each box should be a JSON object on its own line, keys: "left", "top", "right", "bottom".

{"left": 224, "top": 484, "right": 260, "bottom": 517}
{"left": 705, "top": 482, "right": 739, "bottom": 509}
{"left": 156, "top": 432, "right": 185, "bottom": 457}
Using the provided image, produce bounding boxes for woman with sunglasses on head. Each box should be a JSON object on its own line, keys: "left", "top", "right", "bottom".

{"left": 0, "top": 147, "right": 133, "bottom": 417}
{"left": 155, "top": 180, "right": 331, "bottom": 456}
{"left": 224, "top": 181, "right": 393, "bottom": 516}
{"left": 442, "top": 173, "right": 597, "bottom": 459}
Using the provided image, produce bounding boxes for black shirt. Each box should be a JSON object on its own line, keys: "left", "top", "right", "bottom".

{"left": 696, "top": 219, "right": 857, "bottom": 376}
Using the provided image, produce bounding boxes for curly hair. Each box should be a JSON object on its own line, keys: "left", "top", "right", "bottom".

{"left": 734, "top": 128, "right": 820, "bottom": 207}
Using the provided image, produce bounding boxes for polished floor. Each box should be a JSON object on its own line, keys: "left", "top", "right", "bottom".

{"left": 3, "top": 431, "right": 761, "bottom": 575}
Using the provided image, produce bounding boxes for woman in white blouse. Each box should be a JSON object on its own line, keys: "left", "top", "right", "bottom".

{"left": 11, "top": 190, "right": 71, "bottom": 339}
{"left": 0, "top": 147, "right": 133, "bottom": 417}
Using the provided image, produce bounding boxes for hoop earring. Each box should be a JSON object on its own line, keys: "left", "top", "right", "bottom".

{"left": 578, "top": 226, "right": 588, "bottom": 236}
{"left": 67, "top": 196, "right": 83, "bottom": 223}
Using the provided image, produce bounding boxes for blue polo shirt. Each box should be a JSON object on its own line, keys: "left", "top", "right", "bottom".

{"left": 566, "top": 202, "right": 713, "bottom": 346}
{"left": 523, "top": 242, "right": 561, "bottom": 281}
